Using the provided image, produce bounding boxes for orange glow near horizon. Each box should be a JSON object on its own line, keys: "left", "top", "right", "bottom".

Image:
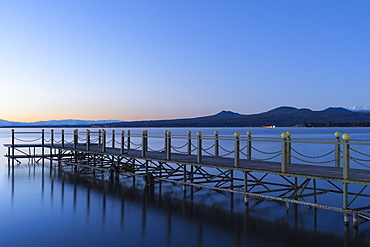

{"left": 0, "top": 110, "right": 210, "bottom": 123}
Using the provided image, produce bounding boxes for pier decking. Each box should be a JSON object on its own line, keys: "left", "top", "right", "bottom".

{"left": 5, "top": 129, "right": 370, "bottom": 228}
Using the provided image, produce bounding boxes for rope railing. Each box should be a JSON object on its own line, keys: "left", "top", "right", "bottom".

{"left": 350, "top": 148, "right": 370, "bottom": 157}
{"left": 218, "top": 150, "right": 234, "bottom": 157}
{"left": 251, "top": 146, "right": 281, "bottom": 155}
{"left": 351, "top": 156, "right": 370, "bottom": 162}
{"left": 148, "top": 147, "right": 166, "bottom": 152}
{"left": 202, "top": 149, "right": 215, "bottom": 156}
{"left": 351, "top": 157, "right": 370, "bottom": 169}
{"left": 219, "top": 145, "right": 233, "bottom": 154}
{"left": 291, "top": 154, "right": 339, "bottom": 164}
{"left": 14, "top": 137, "right": 42, "bottom": 142}
{"left": 170, "top": 147, "right": 190, "bottom": 154}
{"left": 202, "top": 143, "right": 215, "bottom": 151}
{"left": 171, "top": 142, "right": 188, "bottom": 149}
{"left": 129, "top": 140, "right": 142, "bottom": 150}
{"left": 251, "top": 152, "right": 282, "bottom": 161}
{"left": 291, "top": 147, "right": 335, "bottom": 159}
{"left": 130, "top": 141, "right": 142, "bottom": 147}
{"left": 240, "top": 144, "right": 248, "bottom": 151}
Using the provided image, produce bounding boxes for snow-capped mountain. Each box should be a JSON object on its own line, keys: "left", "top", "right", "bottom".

{"left": 346, "top": 106, "right": 370, "bottom": 113}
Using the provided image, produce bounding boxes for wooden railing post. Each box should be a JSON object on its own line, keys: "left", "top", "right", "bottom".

{"left": 342, "top": 132, "right": 350, "bottom": 226}
{"left": 187, "top": 131, "right": 192, "bottom": 155}
{"left": 50, "top": 129, "right": 54, "bottom": 161}
{"left": 120, "top": 130, "right": 125, "bottom": 154}
{"left": 234, "top": 132, "right": 240, "bottom": 167}
{"left": 197, "top": 132, "right": 202, "bottom": 163}
{"left": 102, "top": 129, "right": 106, "bottom": 152}
{"left": 334, "top": 132, "right": 341, "bottom": 168}
{"left": 127, "top": 130, "right": 131, "bottom": 150}
{"left": 145, "top": 130, "right": 148, "bottom": 153}
{"left": 51, "top": 129, "right": 54, "bottom": 147}
{"left": 73, "top": 129, "right": 78, "bottom": 149}
{"left": 281, "top": 132, "right": 288, "bottom": 172}
{"left": 164, "top": 130, "right": 168, "bottom": 153}
{"left": 166, "top": 131, "right": 171, "bottom": 160}
{"left": 41, "top": 129, "right": 45, "bottom": 145}
{"left": 98, "top": 129, "right": 102, "bottom": 147}
{"left": 214, "top": 131, "right": 219, "bottom": 157}
{"left": 11, "top": 129, "right": 15, "bottom": 160}
{"left": 342, "top": 133, "right": 350, "bottom": 179}
{"left": 112, "top": 130, "right": 115, "bottom": 148}
{"left": 73, "top": 129, "right": 78, "bottom": 163}
{"left": 142, "top": 130, "right": 147, "bottom": 157}
{"left": 61, "top": 129, "right": 65, "bottom": 148}
{"left": 247, "top": 131, "right": 252, "bottom": 160}
{"left": 86, "top": 129, "right": 90, "bottom": 151}
{"left": 286, "top": 131, "right": 292, "bottom": 164}
{"left": 41, "top": 129, "right": 45, "bottom": 159}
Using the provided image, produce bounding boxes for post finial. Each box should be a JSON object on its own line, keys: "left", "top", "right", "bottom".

{"left": 187, "top": 130, "right": 192, "bottom": 135}
{"left": 286, "top": 131, "right": 292, "bottom": 137}
{"left": 281, "top": 132, "right": 288, "bottom": 139}
{"left": 247, "top": 131, "right": 252, "bottom": 136}
{"left": 334, "top": 132, "right": 341, "bottom": 138}
{"left": 214, "top": 131, "right": 219, "bottom": 135}
{"left": 197, "top": 131, "right": 202, "bottom": 136}
{"left": 342, "top": 133, "right": 350, "bottom": 141}
{"left": 234, "top": 132, "right": 240, "bottom": 138}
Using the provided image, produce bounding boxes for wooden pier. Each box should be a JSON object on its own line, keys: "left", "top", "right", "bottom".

{"left": 5, "top": 129, "right": 370, "bottom": 228}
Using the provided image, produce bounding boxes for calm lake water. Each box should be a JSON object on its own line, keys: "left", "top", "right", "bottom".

{"left": 1, "top": 127, "right": 370, "bottom": 247}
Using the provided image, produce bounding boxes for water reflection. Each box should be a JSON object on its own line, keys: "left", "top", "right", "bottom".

{"left": 3, "top": 163, "right": 370, "bottom": 247}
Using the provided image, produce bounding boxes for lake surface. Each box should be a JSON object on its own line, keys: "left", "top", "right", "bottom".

{"left": 1, "top": 127, "right": 370, "bottom": 247}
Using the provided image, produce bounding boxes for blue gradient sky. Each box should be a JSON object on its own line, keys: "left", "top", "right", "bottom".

{"left": 1, "top": 1, "right": 369, "bottom": 122}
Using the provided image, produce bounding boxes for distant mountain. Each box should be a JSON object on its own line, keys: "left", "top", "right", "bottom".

{"left": 0, "top": 119, "right": 124, "bottom": 127}
{"left": 209, "top": 110, "right": 242, "bottom": 119}
{"left": 102, "top": 106, "right": 370, "bottom": 128}
{"left": 346, "top": 106, "right": 370, "bottom": 113}
{"left": 264, "top": 106, "right": 313, "bottom": 114}
{"left": 321, "top": 107, "right": 352, "bottom": 113}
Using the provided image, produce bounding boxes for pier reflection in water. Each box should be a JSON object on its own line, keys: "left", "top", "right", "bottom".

{"left": 1, "top": 162, "right": 370, "bottom": 247}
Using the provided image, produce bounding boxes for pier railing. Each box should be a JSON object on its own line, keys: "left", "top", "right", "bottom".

{"left": 9, "top": 129, "right": 370, "bottom": 179}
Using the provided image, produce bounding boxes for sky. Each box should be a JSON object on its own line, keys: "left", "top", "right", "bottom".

{"left": 1, "top": 0, "right": 369, "bottom": 122}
